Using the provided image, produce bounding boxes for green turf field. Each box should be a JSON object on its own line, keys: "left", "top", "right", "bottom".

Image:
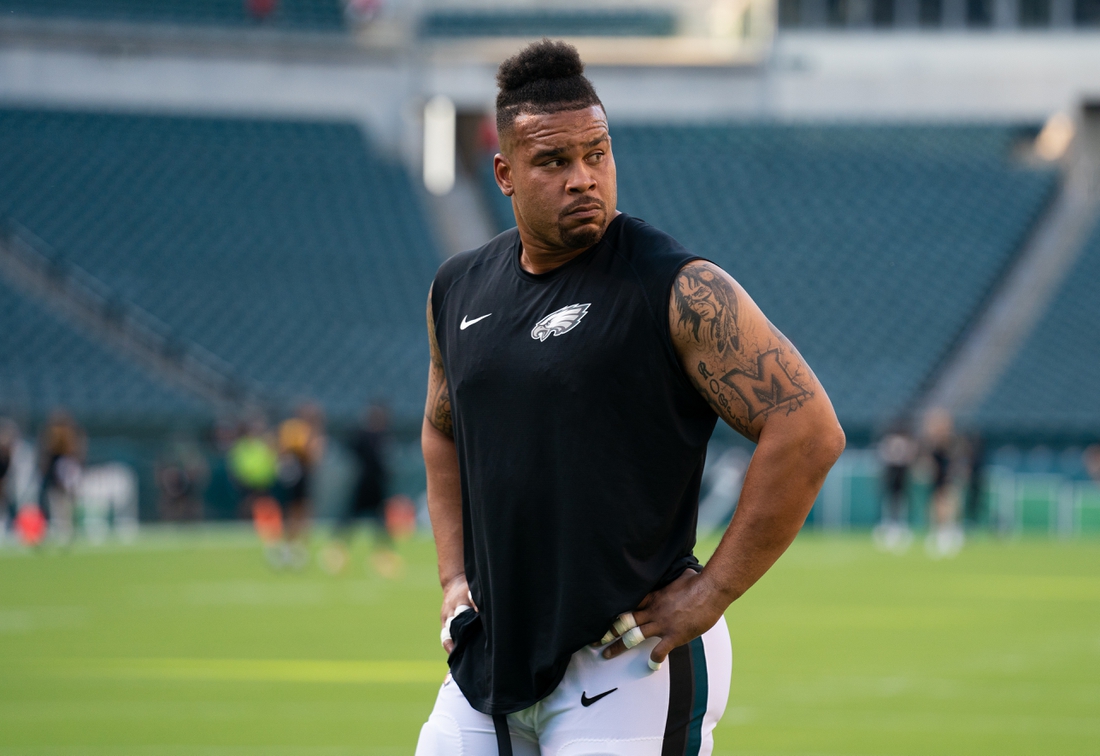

{"left": 1, "top": 528, "right": 1097, "bottom": 755}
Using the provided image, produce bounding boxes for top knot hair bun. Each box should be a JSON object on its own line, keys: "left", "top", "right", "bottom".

{"left": 496, "top": 39, "right": 586, "bottom": 92}
{"left": 495, "top": 39, "right": 603, "bottom": 137}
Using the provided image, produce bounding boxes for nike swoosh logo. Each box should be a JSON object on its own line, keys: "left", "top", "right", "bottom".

{"left": 460, "top": 313, "right": 492, "bottom": 330}
{"left": 580, "top": 688, "right": 618, "bottom": 707}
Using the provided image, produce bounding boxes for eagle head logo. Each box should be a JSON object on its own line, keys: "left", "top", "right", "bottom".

{"left": 531, "top": 303, "right": 591, "bottom": 342}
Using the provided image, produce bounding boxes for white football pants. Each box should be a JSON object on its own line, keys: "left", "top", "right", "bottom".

{"left": 415, "top": 616, "right": 731, "bottom": 756}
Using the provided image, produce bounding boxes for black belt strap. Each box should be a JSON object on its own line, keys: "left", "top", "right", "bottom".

{"left": 492, "top": 713, "right": 513, "bottom": 756}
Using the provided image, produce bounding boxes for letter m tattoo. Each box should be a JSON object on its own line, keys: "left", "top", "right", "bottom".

{"left": 719, "top": 349, "right": 810, "bottom": 422}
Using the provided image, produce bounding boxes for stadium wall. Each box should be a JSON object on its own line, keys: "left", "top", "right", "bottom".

{"left": 2, "top": 32, "right": 1099, "bottom": 142}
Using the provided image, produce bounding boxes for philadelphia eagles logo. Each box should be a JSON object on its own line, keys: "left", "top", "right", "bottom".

{"left": 531, "top": 303, "right": 591, "bottom": 342}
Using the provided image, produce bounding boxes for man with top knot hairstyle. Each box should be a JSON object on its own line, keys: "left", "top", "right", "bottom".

{"left": 417, "top": 40, "right": 845, "bottom": 756}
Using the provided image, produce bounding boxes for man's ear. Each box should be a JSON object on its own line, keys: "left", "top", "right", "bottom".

{"left": 493, "top": 153, "right": 514, "bottom": 197}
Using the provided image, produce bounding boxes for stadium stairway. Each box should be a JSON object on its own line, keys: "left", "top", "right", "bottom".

{"left": 922, "top": 107, "right": 1100, "bottom": 431}
{"left": 971, "top": 209, "right": 1100, "bottom": 446}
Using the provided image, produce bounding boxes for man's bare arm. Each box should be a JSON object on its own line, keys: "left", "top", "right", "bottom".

{"left": 423, "top": 290, "right": 470, "bottom": 653}
{"left": 425, "top": 290, "right": 453, "bottom": 438}
{"left": 604, "top": 261, "right": 845, "bottom": 664}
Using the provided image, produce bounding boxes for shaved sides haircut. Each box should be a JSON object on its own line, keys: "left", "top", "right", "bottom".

{"left": 495, "top": 39, "right": 604, "bottom": 143}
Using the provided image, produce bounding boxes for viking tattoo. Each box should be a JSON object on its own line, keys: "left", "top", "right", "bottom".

{"left": 675, "top": 265, "right": 740, "bottom": 356}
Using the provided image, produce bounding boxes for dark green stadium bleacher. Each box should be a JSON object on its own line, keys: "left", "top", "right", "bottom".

{"left": 0, "top": 0, "right": 346, "bottom": 31}
{"left": 483, "top": 124, "right": 1056, "bottom": 436}
{"left": 0, "top": 276, "right": 206, "bottom": 424}
{"left": 975, "top": 218, "right": 1100, "bottom": 440}
{"left": 420, "top": 8, "right": 677, "bottom": 38}
{"left": 0, "top": 108, "right": 440, "bottom": 422}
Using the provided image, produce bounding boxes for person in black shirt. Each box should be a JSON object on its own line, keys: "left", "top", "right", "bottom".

{"left": 321, "top": 403, "right": 400, "bottom": 576}
{"left": 38, "top": 410, "right": 84, "bottom": 545}
{"left": 0, "top": 418, "right": 17, "bottom": 531}
{"left": 923, "top": 408, "right": 963, "bottom": 558}
{"left": 873, "top": 423, "right": 917, "bottom": 553}
{"left": 417, "top": 40, "right": 845, "bottom": 755}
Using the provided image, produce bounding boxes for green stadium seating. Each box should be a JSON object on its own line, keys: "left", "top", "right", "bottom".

{"left": 419, "top": 8, "right": 677, "bottom": 38}
{"left": 0, "top": 0, "right": 346, "bottom": 31}
{"left": 0, "top": 276, "right": 206, "bottom": 423}
{"left": 482, "top": 124, "right": 1056, "bottom": 436}
{"left": 0, "top": 108, "right": 440, "bottom": 422}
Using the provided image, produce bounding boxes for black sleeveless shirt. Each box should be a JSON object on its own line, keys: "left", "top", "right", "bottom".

{"left": 431, "top": 213, "right": 718, "bottom": 715}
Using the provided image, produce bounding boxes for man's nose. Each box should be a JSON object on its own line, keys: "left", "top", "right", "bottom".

{"left": 565, "top": 163, "right": 597, "bottom": 194}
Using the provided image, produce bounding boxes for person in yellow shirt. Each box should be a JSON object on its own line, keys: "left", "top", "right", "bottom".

{"left": 276, "top": 403, "right": 326, "bottom": 569}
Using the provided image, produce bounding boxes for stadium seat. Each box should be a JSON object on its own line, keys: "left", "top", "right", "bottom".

{"left": 0, "top": 108, "right": 440, "bottom": 421}
{"left": 419, "top": 8, "right": 677, "bottom": 38}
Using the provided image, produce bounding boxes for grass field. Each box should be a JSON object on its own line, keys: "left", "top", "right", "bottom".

{"left": 1, "top": 528, "right": 1097, "bottom": 755}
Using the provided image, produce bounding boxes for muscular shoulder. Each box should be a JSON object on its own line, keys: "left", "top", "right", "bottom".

{"left": 431, "top": 228, "right": 518, "bottom": 316}
{"left": 607, "top": 214, "right": 704, "bottom": 307}
{"left": 612, "top": 214, "right": 692, "bottom": 265}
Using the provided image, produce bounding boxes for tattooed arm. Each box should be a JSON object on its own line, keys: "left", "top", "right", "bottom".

{"left": 423, "top": 289, "right": 470, "bottom": 652}
{"left": 425, "top": 287, "right": 453, "bottom": 438}
{"left": 603, "top": 261, "right": 844, "bottom": 665}
{"left": 670, "top": 261, "right": 824, "bottom": 440}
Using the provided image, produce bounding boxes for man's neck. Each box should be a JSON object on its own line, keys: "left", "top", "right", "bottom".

{"left": 517, "top": 211, "right": 620, "bottom": 275}
{"left": 518, "top": 242, "right": 589, "bottom": 275}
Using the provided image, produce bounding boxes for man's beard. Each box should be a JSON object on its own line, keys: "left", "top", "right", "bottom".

{"left": 557, "top": 200, "right": 606, "bottom": 249}
{"left": 558, "top": 221, "right": 603, "bottom": 249}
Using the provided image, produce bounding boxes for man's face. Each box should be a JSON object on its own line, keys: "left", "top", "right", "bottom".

{"left": 677, "top": 269, "right": 720, "bottom": 324}
{"left": 494, "top": 106, "right": 617, "bottom": 251}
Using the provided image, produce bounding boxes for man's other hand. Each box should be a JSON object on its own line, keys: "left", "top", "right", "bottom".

{"left": 440, "top": 573, "right": 476, "bottom": 654}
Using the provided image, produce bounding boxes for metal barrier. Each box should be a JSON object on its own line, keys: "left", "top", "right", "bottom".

{"left": 806, "top": 450, "right": 1100, "bottom": 536}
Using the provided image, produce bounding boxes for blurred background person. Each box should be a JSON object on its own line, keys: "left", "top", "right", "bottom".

{"left": 0, "top": 418, "right": 17, "bottom": 537}
{"left": 275, "top": 402, "right": 326, "bottom": 570}
{"left": 1083, "top": 444, "right": 1100, "bottom": 484}
{"left": 962, "top": 433, "right": 987, "bottom": 530}
{"left": 1, "top": 418, "right": 40, "bottom": 545}
{"left": 873, "top": 421, "right": 917, "bottom": 554}
{"left": 38, "top": 410, "right": 85, "bottom": 546}
{"left": 321, "top": 403, "right": 398, "bottom": 577}
{"left": 227, "top": 416, "right": 281, "bottom": 565}
{"left": 924, "top": 408, "right": 964, "bottom": 558}
{"left": 79, "top": 461, "right": 139, "bottom": 544}
{"left": 155, "top": 437, "right": 210, "bottom": 522}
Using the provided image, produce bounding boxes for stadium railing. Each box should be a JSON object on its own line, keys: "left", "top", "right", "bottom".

{"left": 0, "top": 219, "right": 258, "bottom": 410}
{"left": 804, "top": 448, "right": 1100, "bottom": 536}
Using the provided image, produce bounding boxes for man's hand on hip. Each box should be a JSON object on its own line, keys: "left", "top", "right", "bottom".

{"left": 440, "top": 574, "right": 476, "bottom": 655}
{"left": 599, "top": 569, "right": 726, "bottom": 667}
